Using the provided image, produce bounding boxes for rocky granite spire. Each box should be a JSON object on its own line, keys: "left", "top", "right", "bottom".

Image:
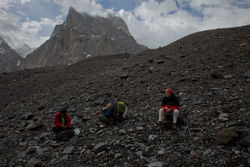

{"left": 21, "top": 7, "right": 147, "bottom": 69}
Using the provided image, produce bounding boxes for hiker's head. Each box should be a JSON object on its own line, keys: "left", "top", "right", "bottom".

{"left": 165, "top": 88, "right": 173, "bottom": 97}
{"left": 101, "top": 99, "right": 109, "bottom": 107}
{"left": 59, "top": 107, "right": 67, "bottom": 115}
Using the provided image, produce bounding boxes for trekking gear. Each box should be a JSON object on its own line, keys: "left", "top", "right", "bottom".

{"left": 116, "top": 101, "right": 126, "bottom": 113}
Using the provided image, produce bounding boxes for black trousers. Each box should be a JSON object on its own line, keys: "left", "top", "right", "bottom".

{"left": 52, "top": 126, "right": 74, "bottom": 141}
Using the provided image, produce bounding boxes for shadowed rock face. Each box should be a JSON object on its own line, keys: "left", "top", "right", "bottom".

{"left": 0, "top": 37, "right": 23, "bottom": 73}
{"left": 0, "top": 25, "right": 249, "bottom": 167}
{"left": 21, "top": 7, "right": 147, "bottom": 69}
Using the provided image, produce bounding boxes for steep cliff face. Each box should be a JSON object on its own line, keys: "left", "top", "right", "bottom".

{"left": 0, "top": 37, "right": 23, "bottom": 73}
{"left": 21, "top": 7, "right": 147, "bottom": 69}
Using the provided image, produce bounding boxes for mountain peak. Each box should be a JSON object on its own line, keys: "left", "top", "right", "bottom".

{"left": 107, "top": 14, "right": 130, "bottom": 36}
{"left": 21, "top": 8, "right": 147, "bottom": 69}
{"left": 68, "top": 7, "right": 78, "bottom": 17}
{"left": 0, "top": 37, "right": 23, "bottom": 73}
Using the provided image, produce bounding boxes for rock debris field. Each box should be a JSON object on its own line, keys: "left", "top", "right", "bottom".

{"left": 0, "top": 25, "right": 250, "bottom": 166}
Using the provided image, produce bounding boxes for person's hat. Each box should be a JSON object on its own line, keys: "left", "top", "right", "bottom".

{"left": 166, "top": 88, "right": 173, "bottom": 94}
{"left": 101, "top": 99, "right": 109, "bottom": 105}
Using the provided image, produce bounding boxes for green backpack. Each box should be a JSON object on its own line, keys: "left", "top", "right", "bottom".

{"left": 116, "top": 101, "right": 126, "bottom": 113}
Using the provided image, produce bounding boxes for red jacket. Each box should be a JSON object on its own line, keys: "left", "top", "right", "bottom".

{"left": 54, "top": 112, "right": 71, "bottom": 127}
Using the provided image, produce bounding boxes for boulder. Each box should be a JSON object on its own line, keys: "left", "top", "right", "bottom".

{"left": 27, "top": 159, "right": 42, "bottom": 167}
{"left": 217, "top": 127, "right": 239, "bottom": 144}
{"left": 219, "top": 113, "right": 229, "bottom": 122}
{"left": 62, "top": 145, "right": 75, "bottom": 154}
{"left": 26, "top": 118, "right": 43, "bottom": 131}
{"left": 240, "top": 135, "right": 250, "bottom": 147}
{"left": 243, "top": 70, "right": 250, "bottom": 78}
{"left": 93, "top": 142, "right": 108, "bottom": 153}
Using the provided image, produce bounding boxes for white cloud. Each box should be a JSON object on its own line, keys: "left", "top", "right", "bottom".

{"left": 0, "top": 0, "right": 32, "bottom": 9}
{"left": 117, "top": 0, "right": 250, "bottom": 48}
{"left": 21, "top": 16, "right": 63, "bottom": 34}
{"left": 20, "top": 0, "right": 32, "bottom": 4}
{"left": 0, "top": 8, "right": 63, "bottom": 48}
{"left": 134, "top": 0, "right": 178, "bottom": 20}
{"left": 53, "top": 0, "right": 107, "bottom": 16}
{"left": 0, "top": 0, "right": 64, "bottom": 49}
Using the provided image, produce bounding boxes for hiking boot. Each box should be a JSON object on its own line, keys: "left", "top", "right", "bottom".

{"left": 172, "top": 123, "right": 177, "bottom": 129}
{"left": 158, "top": 121, "right": 164, "bottom": 129}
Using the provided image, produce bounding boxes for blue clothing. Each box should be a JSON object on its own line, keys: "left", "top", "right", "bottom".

{"left": 101, "top": 103, "right": 124, "bottom": 121}
{"left": 101, "top": 103, "right": 115, "bottom": 118}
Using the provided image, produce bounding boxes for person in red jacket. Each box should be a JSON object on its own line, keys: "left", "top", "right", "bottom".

{"left": 53, "top": 106, "right": 72, "bottom": 134}
{"left": 158, "top": 88, "right": 180, "bottom": 129}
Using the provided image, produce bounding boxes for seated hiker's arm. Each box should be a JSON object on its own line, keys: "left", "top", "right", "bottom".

{"left": 161, "top": 106, "right": 167, "bottom": 110}
{"left": 54, "top": 116, "right": 63, "bottom": 127}
{"left": 161, "top": 106, "right": 171, "bottom": 112}
{"left": 104, "top": 107, "right": 114, "bottom": 117}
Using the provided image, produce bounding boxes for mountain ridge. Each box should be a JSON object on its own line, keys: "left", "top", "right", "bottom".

{"left": 0, "top": 36, "right": 23, "bottom": 73}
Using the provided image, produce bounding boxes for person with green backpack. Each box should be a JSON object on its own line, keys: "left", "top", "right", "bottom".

{"left": 96, "top": 99, "right": 128, "bottom": 125}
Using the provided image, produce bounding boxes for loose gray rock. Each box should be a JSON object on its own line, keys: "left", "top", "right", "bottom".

{"left": 119, "top": 129, "right": 126, "bottom": 134}
{"left": 240, "top": 135, "right": 250, "bottom": 147}
{"left": 217, "top": 127, "right": 239, "bottom": 144}
{"left": 27, "top": 159, "right": 42, "bottom": 167}
{"left": 26, "top": 117, "right": 43, "bottom": 131}
{"left": 243, "top": 70, "right": 250, "bottom": 78}
{"left": 147, "top": 161, "right": 165, "bottom": 167}
{"left": 219, "top": 113, "right": 229, "bottom": 122}
{"left": 114, "top": 153, "right": 122, "bottom": 159}
{"left": 224, "top": 74, "right": 232, "bottom": 79}
{"left": 157, "top": 60, "right": 165, "bottom": 64}
{"left": 93, "top": 142, "right": 107, "bottom": 153}
{"left": 62, "top": 145, "right": 75, "bottom": 154}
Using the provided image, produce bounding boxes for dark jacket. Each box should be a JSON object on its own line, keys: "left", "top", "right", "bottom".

{"left": 101, "top": 103, "right": 115, "bottom": 118}
{"left": 161, "top": 94, "right": 180, "bottom": 111}
{"left": 54, "top": 112, "right": 71, "bottom": 127}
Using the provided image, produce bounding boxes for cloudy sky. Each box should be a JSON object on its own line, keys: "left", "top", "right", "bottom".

{"left": 0, "top": 0, "right": 250, "bottom": 50}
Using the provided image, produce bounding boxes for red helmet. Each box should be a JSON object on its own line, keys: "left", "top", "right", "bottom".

{"left": 166, "top": 88, "right": 173, "bottom": 94}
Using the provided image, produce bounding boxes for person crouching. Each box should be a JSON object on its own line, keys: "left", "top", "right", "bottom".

{"left": 96, "top": 99, "right": 116, "bottom": 125}
{"left": 53, "top": 106, "right": 74, "bottom": 141}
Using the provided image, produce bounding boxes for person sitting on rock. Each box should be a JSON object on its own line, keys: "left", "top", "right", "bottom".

{"left": 53, "top": 106, "right": 72, "bottom": 134}
{"left": 158, "top": 88, "right": 180, "bottom": 129}
{"left": 96, "top": 99, "right": 128, "bottom": 125}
